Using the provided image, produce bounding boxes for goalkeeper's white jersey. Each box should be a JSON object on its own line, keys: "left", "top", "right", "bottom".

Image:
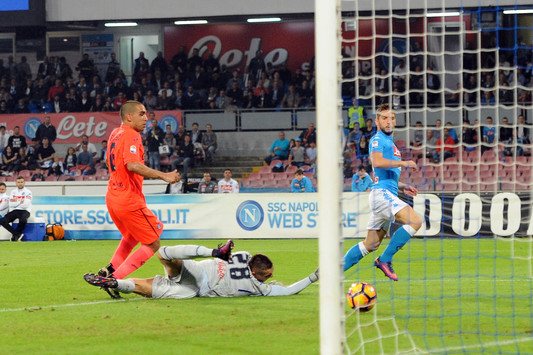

{"left": 201, "top": 251, "right": 272, "bottom": 297}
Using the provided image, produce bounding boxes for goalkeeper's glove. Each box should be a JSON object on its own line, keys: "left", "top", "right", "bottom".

{"left": 308, "top": 268, "right": 319, "bottom": 283}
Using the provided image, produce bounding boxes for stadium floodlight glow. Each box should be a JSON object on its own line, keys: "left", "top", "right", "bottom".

{"left": 247, "top": 17, "right": 281, "bottom": 23}
{"left": 104, "top": 22, "right": 138, "bottom": 27}
{"left": 426, "top": 11, "right": 461, "bottom": 17}
{"left": 503, "top": 9, "right": 533, "bottom": 15}
{"left": 174, "top": 19, "right": 208, "bottom": 25}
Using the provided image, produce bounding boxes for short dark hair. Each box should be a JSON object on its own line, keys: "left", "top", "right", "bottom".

{"left": 295, "top": 168, "right": 304, "bottom": 175}
{"left": 249, "top": 254, "right": 273, "bottom": 273}
{"left": 0, "top": 182, "right": 6, "bottom": 188}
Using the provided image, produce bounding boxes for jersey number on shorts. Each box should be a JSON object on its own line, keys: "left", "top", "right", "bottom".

{"left": 109, "top": 142, "right": 116, "bottom": 171}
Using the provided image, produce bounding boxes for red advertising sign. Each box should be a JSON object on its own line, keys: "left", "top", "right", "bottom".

{"left": 164, "top": 22, "right": 315, "bottom": 72}
{"left": 0, "top": 110, "right": 182, "bottom": 144}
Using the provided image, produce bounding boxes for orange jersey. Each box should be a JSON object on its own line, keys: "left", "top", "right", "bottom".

{"left": 106, "top": 124, "right": 146, "bottom": 210}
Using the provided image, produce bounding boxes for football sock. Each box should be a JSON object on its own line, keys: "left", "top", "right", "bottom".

{"left": 159, "top": 245, "right": 212, "bottom": 260}
{"left": 113, "top": 245, "right": 154, "bottom": 279}
{"left": 109, "top": 237, "right": 139, "bottom": 270}
{"left": 116, "top": 279, "right": 135, "bottom": 293}
{"left": 343, "top": 241, "right": 369, "bottom": 271}
{"left": 379, "top": 225, "right": 416, "bottom": 263}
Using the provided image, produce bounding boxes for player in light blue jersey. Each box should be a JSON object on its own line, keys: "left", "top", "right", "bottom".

{"left": 344, "top": 104, "right": 422, "bottom": 281}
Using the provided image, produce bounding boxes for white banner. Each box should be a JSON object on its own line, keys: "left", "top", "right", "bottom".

{"left": 32, "top": 193, "right": 371, "bottom": 240}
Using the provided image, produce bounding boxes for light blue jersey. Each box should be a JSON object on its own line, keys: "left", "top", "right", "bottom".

{"left": 369, "top": 131, "right": 402, "bottom": 195}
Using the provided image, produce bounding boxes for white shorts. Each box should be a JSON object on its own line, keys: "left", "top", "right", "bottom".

{"left": 366, "top": 188, "right": 408, "bottom": 232}
{"left": 151, "top": 260, "right": 210, "bottom": 299}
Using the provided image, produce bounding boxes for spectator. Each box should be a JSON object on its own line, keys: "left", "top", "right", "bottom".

{"left": 37, "top": 137, "right": 55, "bottom": 170}
{"left": 305, "top": 141, "right": 317, "bottom": 166}
{"left": 264, "top": 131, "right": 290, "bottom": 166}
{"left": 165, "top": 171, "right": 187, "bottom": 194}
{"left": 146, "top": 121, "right": 164, "bottom": 171}
{"left": 0, "top": 182, "right": 7, "bottom": 218}
{"left": 446, "top": 122, "right": 458, "bottom": 143}
{"left": 78, "top": 91, "right": 92, "bottom": 112}
{"left": 51, "top": 94, "right": 66, "bottom": 113}
{"left": 201, "top": 124, "right": 217, "bottom": 165}
{"left": 1, "top": 146, "right": 18, "bottom": 173}
{"left": 189, "top": 122, "right": 203, "bottom": 145}
{"left": 426, "top": 66, "right": 441, "bottom": 105}
{"left": 105, "top": 52, "right": 121, "bottom": 82}
{"left": 15, "top": 147, "right": 29, "bottom": 172}
{"left": 112, "top": 91, "right": 127, "bottom": 111}
{"left": 64, "top": 147, "right": 77, "bottom": 172}
{"left": 0, "top": 125, "right": 10, "bottom": 158}
{"left": 134, "top": 52, "right": 149, "bottom": 76}
{"left": 299, "top": 123, "right": 317, "bottom": 147}
{"left": 0, "top": 176, "right": 32, "bottom": 241}
{"left": 516, "top": 114, "right": 531, "bottom": 144}
{"left": 288, "top": 138, "right": 306, "bottom": 168}
{"left": 461, "top": 119, "right": 478, "bottom": 152}
{"left": 35, "top": 115, "right": 57, "bottom": 143}
{"left": 291, "top": 168, "right": 315, "bottom": 193}
{"left": 77, "top": 144, "right": 94, "bottom": 174}
{"left": 425, "top": 130, "right": 438, "bottom": 160}
{"left": 49, "top": 156, "right": 65, "bottom": 177}
{"left": 217, "top": 169, "right": 239, "bottom": 193}
{"left": 76, "top": 53, "right": 95, "bottom": 80}
{"left": 433, "top": 127, "right": 455, "bottom": 162}
{"left": 410, "top": 121, "right": 424, "bottom": 147}
{"left": 362, "top": 118, "right": 377, "bottom": 139}
{"left": 280, "top": 84, "right": 300, "bottom": 108}
{"left": 499, "top": 117, "right": 513, "bottom": 143}
{"left": 351, "top": 165, "right": 373, "bottom": 192}
{"left": 357, "top": 135, "right": 370, "bottom": 163}
{"left": 47, "top": 79, "right": 64, "bottom": 101}
{"left": 7, "top": 126, "right": 27, "bottom": 152}
{"left": 31, "top": 167, "right": 45, "bottom": 181}
{"left": 348, "top": 98, "right": 366, "bottom": 130}
{"left": 482, "top": 116, "right": 496, "bottom": 154}
{"left": 197, "top": 172, "right": 218, "bottom": 193}
{"left": 171, "top": 134, "right": 194, "bottom": 177}
{"left": 26, "top": 138, "right": 40, "bottom": 170}
{"left": 74, "top": 134, "right": 97, "bottom": 156}
{"left": 431, "top": 119, "right": 442, "bottom": 140}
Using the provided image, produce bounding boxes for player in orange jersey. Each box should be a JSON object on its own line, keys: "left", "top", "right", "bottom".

{"left": 95, "top": 101, "right": 180, "bottom": 298}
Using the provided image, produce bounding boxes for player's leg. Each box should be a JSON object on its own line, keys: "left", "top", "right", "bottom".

{"left": 158, "top": 240, "right": 234, "bottom": 263}
{"left": 13, "top": 211, "right": 30, "bottom": 238}
{"left": 1, "top": 211, "right": 20, "bottom": 240}
{"left": 112, "top": 207, "right": 163, "bottom": 279}
{"left": 100, "top": 235, "right": 139, "bottom": 277}
{"left": 344, "top": 229, "right": 386, "bottom": 271}
{"left": 83, "top": 273, "right": 154, "bottom": 297}
{"left": 379, "top": 205, "right": 422, "bottom": 263}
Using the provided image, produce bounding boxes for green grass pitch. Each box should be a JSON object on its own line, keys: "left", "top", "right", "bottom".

{"left": 1, "top": 238, "right": 532, "bottom": 354}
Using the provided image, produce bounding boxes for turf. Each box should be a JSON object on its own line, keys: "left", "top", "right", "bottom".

{"left": 0, "top": 238, "right": 532, "bottom": 354}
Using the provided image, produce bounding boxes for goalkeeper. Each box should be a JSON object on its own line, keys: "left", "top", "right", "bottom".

{"left": 344, "top": 104, "right": 422, "bottom": 281}
{"left": 84, "top": 240, "right": 319, "bottom": 298}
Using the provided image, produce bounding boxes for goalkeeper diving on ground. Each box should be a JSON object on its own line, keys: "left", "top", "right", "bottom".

{"left": 84, "top": 239, "right": 319, "bottom": 298}
{"left": 344, "top": 103, "right": 422, "bottom": 281}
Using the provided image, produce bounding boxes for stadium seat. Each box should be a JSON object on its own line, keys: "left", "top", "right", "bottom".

{"left": 443, "top": 183, "right": 459, "bottom": 191}
{"left": 260, "top": 172, "right": 274, "bottom": 181}
{"left": 269, "top": 159, "right": 282, "bottom": 167}
{"left": 259, "top": 165, "right": 271, "bottom": 174}
{"left": 45, "top": 175, "right": 57, "bottom": 181}
{"left": 83, "top": 175, "right": 96, "bottom": 181}
{"left": 248, "top": 172, "right": 261, "bottom": 181}
{"left": 481, "top": 182, "right": 497, "bottom": 191}
{"left": 18, "top": 170, "right": 32, "bottom": 179}
{"left": 286, "top": 165, "right": 297, "bottom": 175}
{"left": 500, "top": 182, "right": 515, "bottom": 191}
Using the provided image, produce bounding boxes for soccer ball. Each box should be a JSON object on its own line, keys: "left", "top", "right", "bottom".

{"left": 347, "top": 282, "right": 377, "bottom": 312}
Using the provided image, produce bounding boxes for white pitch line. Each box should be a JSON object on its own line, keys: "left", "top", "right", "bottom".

{"left": 425, "top": 336, "right": 533, "bottom": 354}
{"left": 0, "top": 297, "right": 147, "bottom": 313}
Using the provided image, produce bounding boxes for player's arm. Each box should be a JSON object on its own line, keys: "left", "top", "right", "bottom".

{"left": 126, "top": 161, "right": 179, "bottom": 183}
{"left": 399, "top": 182, "right": 418, "bottom": 197}
{"left": 370, "top": 151, "right": 418, "bottom": 171}
{"left": 267, "top": 268, "right": 319, "bottom": 297}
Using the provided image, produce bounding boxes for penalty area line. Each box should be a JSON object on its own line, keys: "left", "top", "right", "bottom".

{"left": 0, "top": 297, "right": 147, "bottom": 313}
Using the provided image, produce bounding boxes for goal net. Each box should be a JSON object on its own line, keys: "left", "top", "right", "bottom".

{"left": 317, "top": 0, "right": 533, "bottom": 353}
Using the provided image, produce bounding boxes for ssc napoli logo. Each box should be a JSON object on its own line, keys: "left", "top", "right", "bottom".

{"left": 24, "top": 117, "right": 42, "bottom": 139}
{"left": 159, "top": 114, "right": 180, "bottom": 134}
{"left": 236, "top": 200, "right": 264, "bottom": 231}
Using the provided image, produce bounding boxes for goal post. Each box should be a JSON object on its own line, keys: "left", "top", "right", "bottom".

{"left": 315, "top": 0, "right": 345, "bottom": 354}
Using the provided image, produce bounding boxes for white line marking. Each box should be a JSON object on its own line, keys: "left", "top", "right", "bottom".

{"left": 425, "top": 336, "right": 533, "bottom": 354}
{"left": 0, "top": 297, "right": 147, "bottom": 313}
